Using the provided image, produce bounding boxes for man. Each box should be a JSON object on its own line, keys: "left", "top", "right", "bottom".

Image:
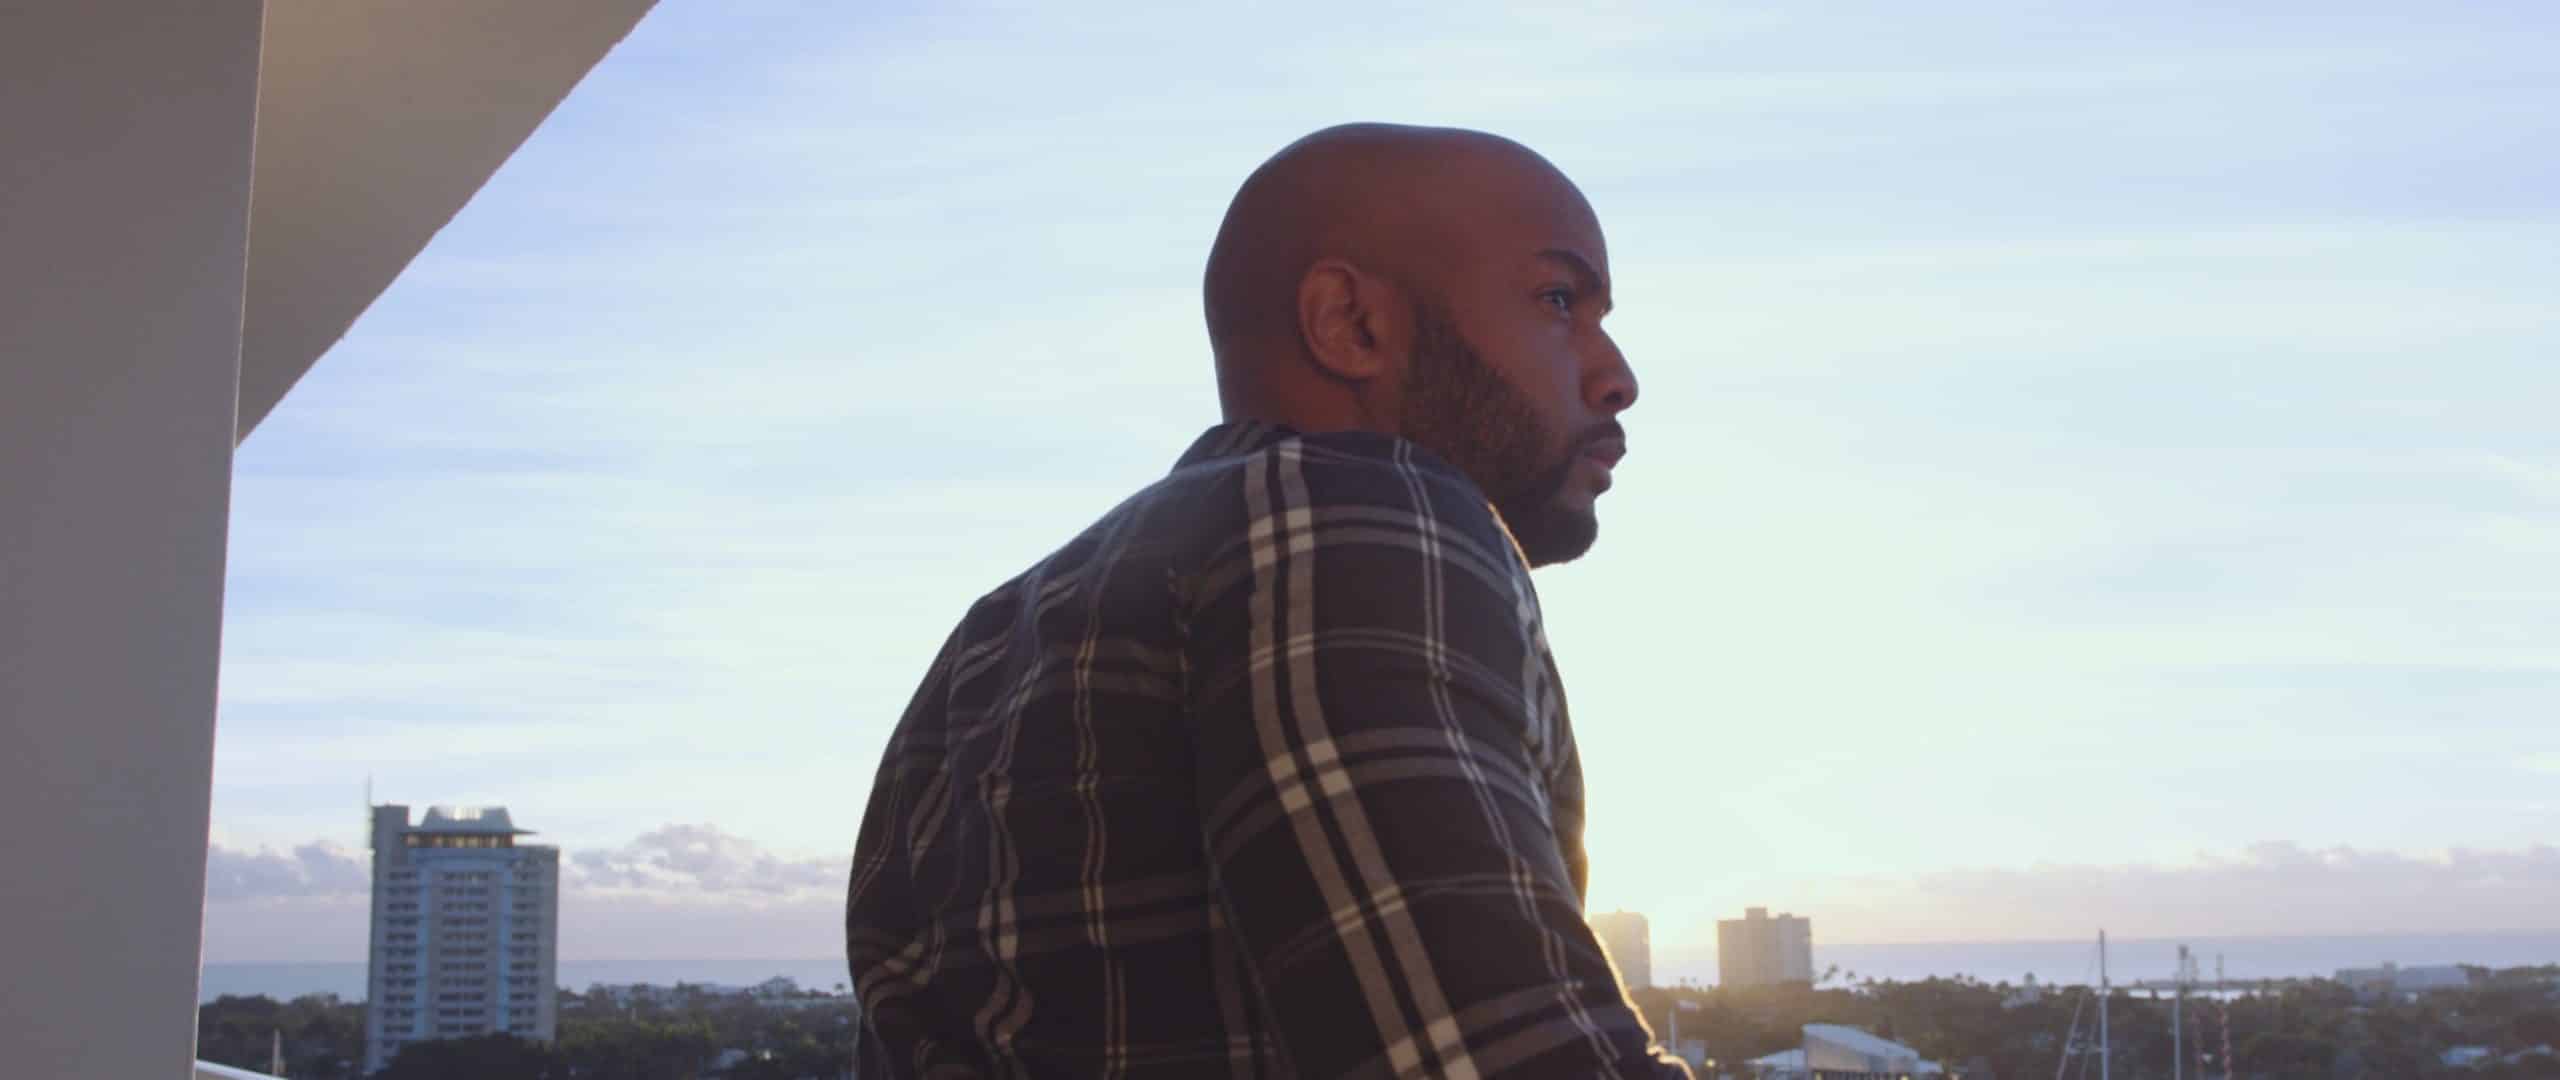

{"left": 847, "top": 123, "right": 1688, "bottom": 1078}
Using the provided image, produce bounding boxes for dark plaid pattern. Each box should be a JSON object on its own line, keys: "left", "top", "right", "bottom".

{"left": 847, "top": 422, "right": 1690, "bottom": 1079}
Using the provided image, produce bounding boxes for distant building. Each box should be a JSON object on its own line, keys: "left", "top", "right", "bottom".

{"left": 2337, "top": 962, "right": 2471, "bottom": 1001}
{"left": 1746, "top": 1024, "right": 1947, "bottom": 1078}
{"left": 1717, "top": 907, "right": 1812, "bottom": 988}
{"left": 364, "top": 804, "right": 560, "bottom": 1074}
{"left": 589, "top": 982, "right": 690, "bottom": 1009}
{"left": 1590, "top": 910, "right": 1653, "bottom": 991}
{"left": 2003, "top": 972, "right": 2047, "bottom": 1008}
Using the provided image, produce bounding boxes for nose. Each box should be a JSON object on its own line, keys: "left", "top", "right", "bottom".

{"left": 1585, "top": 334, "right": 1637, "bottom": 416}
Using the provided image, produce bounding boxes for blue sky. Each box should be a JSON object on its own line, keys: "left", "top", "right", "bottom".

{"left": 207, "top": 2, "right": 2560, "bottom": 963}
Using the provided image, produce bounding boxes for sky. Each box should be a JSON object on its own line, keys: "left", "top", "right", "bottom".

{"left": 206, "top": 1, "right": 2560, "bottom": 966}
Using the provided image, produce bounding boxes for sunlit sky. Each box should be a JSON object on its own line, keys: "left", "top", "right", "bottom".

{"left": 206, "top": 2, "right": 2559, "bottom": 965}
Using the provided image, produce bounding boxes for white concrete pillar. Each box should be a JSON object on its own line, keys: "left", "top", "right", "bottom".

{"left": 1, "top": 4, "right": 266, "bottom": 1076}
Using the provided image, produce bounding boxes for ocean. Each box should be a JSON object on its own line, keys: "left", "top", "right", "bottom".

{"left": 1660, "top": 930, "right": 2560, "bottom": 989}
{"left": 200, "top": 956, "right": 862, "bottom": 1004}
{"left": 202, "top": 930, "right": 2560, "bottom": 1003}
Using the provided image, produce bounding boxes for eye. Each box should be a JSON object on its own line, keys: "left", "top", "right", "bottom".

{"left": 1539, "top": 287, "right": 1576, "bottom": 316}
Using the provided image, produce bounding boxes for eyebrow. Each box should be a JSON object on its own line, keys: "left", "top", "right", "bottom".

{"left": 1535, "top": 248, "right": 1612, "bottom": 312}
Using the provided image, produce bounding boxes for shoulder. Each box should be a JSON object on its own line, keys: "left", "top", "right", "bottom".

{"left": 1267, "top": 430, "right": 1492, "bottom": 510}
{"left": 1169, "top": 430, "right": 1525, "bottom": 584}
{"left": 1153, "top": 431, "right": 1531, "bottom": 621}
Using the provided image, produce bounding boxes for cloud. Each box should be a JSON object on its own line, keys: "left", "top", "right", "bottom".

{"left": 1805, "top": 843, "right": 2560, "bottom": 945}
{"left": 567, "top": 823, "right": 838, "bottom": 898}
{"left": 203, "top": 822, "right": 845, "bottom": 963}
{"left": 204, "top": 827, "right": 2560, "bottom": 970}
{"left": 205, "top": 841, "right": 370, "bottom": 902}
{"left": 204, "top": 824, "right": 840, "bottom": 905}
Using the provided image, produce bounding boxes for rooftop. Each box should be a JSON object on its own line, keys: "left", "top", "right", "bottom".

{"left": 415, "top": 805, "right": 535, "bottom": 835}
{"left": 1807, "top": 1023, "right": 1924, "bottom": 1060}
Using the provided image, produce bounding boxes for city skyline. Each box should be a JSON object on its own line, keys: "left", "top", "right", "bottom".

{"left": 207, "top": 815, "right": 2560, "bottom": 968}
{"left": 207, "top": 2, "right": 2560, "bottom": 965}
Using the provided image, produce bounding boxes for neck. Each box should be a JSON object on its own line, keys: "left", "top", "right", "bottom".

{"left": 1218, "top": 376, "right": 1394, "bottom": 438}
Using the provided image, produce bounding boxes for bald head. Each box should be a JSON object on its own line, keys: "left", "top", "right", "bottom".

{"left": 1198, "top": 123, "right": 1636, "bottom": 565}
{"left": 1203, "top": 124, "right": 1594, "bottom": 420}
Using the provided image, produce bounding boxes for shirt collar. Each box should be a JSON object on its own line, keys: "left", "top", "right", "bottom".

{"left": 1168, "top": 419, "right": 1538, "bottom": 569}
{"left": 1172, "top": 420, "right": 1297, "bottom": 471}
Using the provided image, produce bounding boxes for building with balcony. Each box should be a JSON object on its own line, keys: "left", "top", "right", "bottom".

{"left": 1717, "top": 907, "right": 1814, "bottom": 988}
{"left": 365, "top": 804, "right": 561, "bottom": 1073}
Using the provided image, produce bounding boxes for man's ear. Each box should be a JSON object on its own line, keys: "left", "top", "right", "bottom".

{"left": 1296, "top": 257, "right": 1408, "bottom": 383}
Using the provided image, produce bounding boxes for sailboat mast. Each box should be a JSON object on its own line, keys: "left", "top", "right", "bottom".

{"left": 2174, "top": 944, "right": 2189, "bottom": 1080}
{"left": 2098, "top": 930, "right": 2111, "bottom": 1080}
{"left": 2051, "top": 982, "right": 2088, "bottom": 1080}
{"left": 2218, "top": 954, "right": 2234, "bottom": 1080}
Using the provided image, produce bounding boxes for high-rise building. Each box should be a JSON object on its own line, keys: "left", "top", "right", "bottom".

{"left": 365, "top": 804, "right": 560, "bottom": 1073}
{"left": 1716, "top": 906, "right": 1812, "bottom": 988}
{"left": 1589, "top": 910, "right": 1653, "bottom": 991}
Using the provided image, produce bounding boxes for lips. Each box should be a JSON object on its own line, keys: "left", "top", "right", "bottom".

{"left": 1580, "top": 436, "right": 1626, "bottom": 469}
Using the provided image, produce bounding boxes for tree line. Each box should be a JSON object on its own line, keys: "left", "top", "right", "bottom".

{"left": 199, "top": 966, "right": 2559, "bottom": 1078}
{"left": 1629, "top": 964, "right": 2560, "bottom": 1079}
{"left": 197, "top": 983, "right": 859, "bottom": 1079}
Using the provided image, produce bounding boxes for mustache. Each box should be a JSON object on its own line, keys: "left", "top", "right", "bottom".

{"left": 1572, "top": 421, "right": 1627, "bottom": 451}
{"left": 1525, "top": 420, "right": 1627, "bottom": 494}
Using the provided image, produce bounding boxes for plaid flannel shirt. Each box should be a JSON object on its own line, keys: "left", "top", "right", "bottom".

{"left": 847, "top": 421, "right": 1690, "bottom": 1079}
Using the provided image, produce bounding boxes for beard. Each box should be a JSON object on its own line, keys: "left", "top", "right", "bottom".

{"left": 1396, "top": 300, "right": 1604, "bottom": 567}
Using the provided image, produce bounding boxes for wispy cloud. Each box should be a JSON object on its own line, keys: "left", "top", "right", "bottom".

{"left": 206, "top": 826, "right": 846, "bottom": 907}
{"left": 206, "top": 842, "right": 370, "bottom": 902}
{"left": 205, "top": 832, "right": 2560, "bottom": 964}
{"left": 1804, "top": 844, "right": 2560, "bottom": 945}
{"left": 202, "top": 824, "right": 845, "bottom": 963}
{"left": 569, "top": 823, "right": 837, "bottom": 898}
